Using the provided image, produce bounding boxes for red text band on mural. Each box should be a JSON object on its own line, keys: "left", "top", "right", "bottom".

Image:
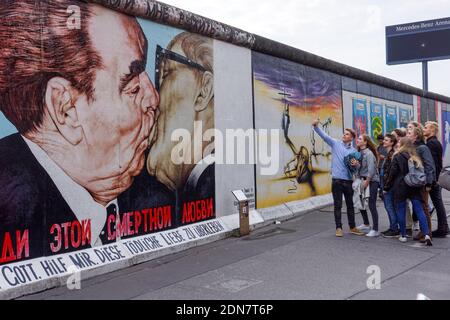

{"left": 182, "top": 198, "right": 215, "bottom": 224}
{"left": 1, "top": 230, "right": 30, "bottom": 265}
{"left": 1, "top": 200, "right": 216, "bottom": 266}
{"left": 50, "top": 220, "right": 92, "bottom": 253}
{"left": 107, "top": 206, "right": 173, "bottom": 241}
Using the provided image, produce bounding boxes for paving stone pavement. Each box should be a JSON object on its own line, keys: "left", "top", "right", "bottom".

{"left": 21, "top": 191, "right": 450, "bottom": 300}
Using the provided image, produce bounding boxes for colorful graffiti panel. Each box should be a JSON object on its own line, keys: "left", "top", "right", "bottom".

{"left": 399, "top": 107, "right": 412, "bottom": 128}
{"left": 385, "top": 106, "right": 398, "bottom": 134}
{"left": 353, "top": 99, "right": 368, "bottom": 137}
{"left": 370, "top": 102, "right": 384, "bottom": 141}
{"left": 442, "top": 109, "right": 450, "bottom": 166}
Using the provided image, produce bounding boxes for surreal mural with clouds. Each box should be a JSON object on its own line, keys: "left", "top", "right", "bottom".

{"left": 252, "top": 52, "right": 343, "bottom": 209}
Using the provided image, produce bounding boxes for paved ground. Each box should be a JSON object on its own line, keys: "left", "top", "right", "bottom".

{"left": 22, "top": 192, "right": 450, "bottom": 300}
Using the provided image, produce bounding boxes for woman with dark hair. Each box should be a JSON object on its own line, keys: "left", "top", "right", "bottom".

{"left": 384, "top": 138, "right": 433, "bottom": 246}
{"left": 381, "top": 134, "right": 399, "bottom": 238}
{"left": 356, "top": 135, "right": 380, "bottom": 237}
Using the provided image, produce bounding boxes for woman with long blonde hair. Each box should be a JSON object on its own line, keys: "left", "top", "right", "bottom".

{"left": 384, "top": 138, "right": 432, "bottom": 245}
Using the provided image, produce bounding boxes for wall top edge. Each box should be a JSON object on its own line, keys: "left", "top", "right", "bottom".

{"left": 87, "top": 0, "right": 450, "bottom": 104}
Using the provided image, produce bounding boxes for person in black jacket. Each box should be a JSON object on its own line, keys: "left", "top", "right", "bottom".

{"left": 384, "top": 138, "right": 433, "bottom": 246}
{"left": 424, "top": 122, "right": 449, "bottom": 238}
{"left": 381, "top": 134, "right": 399, "bottom": 238}
{"left": 407, "top": 126, "right": 435, "bottom": 241}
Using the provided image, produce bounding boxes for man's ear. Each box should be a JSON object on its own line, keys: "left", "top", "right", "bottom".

{"left": 194, "top": 71, "right": 214, "bottom": 112}
{"left": 45, "top": 77, "right": 83, "bottom": 145}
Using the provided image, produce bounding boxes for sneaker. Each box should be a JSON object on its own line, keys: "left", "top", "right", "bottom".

{"left": 399, "top": 236, "right": 408, "bottom": 243}
{"left": 432, "top": 230, "right": 448, "bottom": 238}
{"left": 350, "top": 227, "right": 365, "bottom": 236}
{"left": 336, "top": 228, "right": 344, "bottom": 238}
{"left": 357, "top": 224, "right": 371, "bottom": 233}
{"left": 425, "top": 235, "right": 433, "bottom": 247}
{"left": 406, "top": 229, "right": 413, "bottom": 238}
{"left": 414, "top": 232, "right": 425, "bottom": 242}
{"left": 366, "top": 230, "right": 380, "bottom": 238}
{"left": 383, "top": 229, "right": 400, "bottom": 238}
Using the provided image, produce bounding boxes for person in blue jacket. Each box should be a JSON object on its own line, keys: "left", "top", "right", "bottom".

{"left": 312, "top": 119, "right": 365, "bottom": 237}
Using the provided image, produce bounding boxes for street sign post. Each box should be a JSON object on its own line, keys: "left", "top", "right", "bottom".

{"left": 386, "top": 17, "right": 450, "bottom": 93}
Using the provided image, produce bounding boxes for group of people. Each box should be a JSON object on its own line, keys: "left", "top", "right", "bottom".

{"left": 313, "top": 119, "right": 450, "bottom": 247}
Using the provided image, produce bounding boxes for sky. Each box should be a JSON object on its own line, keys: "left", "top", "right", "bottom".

{"left": 160, "top": 0, "right": 450, "bottom": 97}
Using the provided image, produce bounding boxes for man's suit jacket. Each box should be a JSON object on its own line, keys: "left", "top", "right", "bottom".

{"left": 176, "top": 163, "right": 216, "bottom": 226}
{"left": 0, "top": 134, "right": 176, "bottom": 264}
{"left": 0, "top": 134, "right": 85, "bottom": 261}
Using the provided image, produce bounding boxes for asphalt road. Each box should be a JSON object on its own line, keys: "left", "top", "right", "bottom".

{"left": 22, "top": 192, "right": 450, "bottom": 300}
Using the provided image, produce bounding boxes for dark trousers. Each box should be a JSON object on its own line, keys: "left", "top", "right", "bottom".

{"left": 429, "top": 184, "right": 449, "bottom": 232}
{"left": 360, "top": 181, "right": 380, "bottom": 231}
{"left": 332, "top": 179, "right": 356, "bottom": 230}
{"left": 421, "top": 190, "right": 433, "bottom": 237}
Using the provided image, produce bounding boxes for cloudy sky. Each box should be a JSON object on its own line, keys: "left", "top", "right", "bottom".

{"left": 161, "top": 0, "right": 450, "bottom": 97}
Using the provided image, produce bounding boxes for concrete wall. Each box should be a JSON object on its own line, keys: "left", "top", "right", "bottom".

{"left": 0, "top": 0, "right": 448, "bottom": 298}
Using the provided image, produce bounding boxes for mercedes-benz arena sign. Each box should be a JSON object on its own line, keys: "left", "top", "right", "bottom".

{"left": 386, "top": 17, "right": 450, "bottom": 65}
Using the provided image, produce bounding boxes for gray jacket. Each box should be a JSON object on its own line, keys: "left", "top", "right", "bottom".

{"left": 415, "top": 141, "right": 436, "bottom": 186}
{"left": 359, "top": 148, "right": 380, "bottom": 183}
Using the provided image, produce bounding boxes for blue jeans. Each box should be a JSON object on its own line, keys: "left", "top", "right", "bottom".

{"left": 384, "top": 190, "right": 398, "bottom": 231}
{"left": 397, "top": 199, "right": 430, "bottom": 237}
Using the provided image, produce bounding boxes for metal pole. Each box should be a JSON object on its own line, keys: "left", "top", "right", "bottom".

{"left": 422, "top": 61, "right": 429, "bottom": 93}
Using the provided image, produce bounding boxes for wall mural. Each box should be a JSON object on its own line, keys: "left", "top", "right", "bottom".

{"left": 353, "top": 99, "right": 369, "bottom": 137}
{"left": 342, "top": 91, "right": 415, "bottom": 147}
{"left": 253, "top": 52, "right": 343, "bottom": 209}
{"left": 370, "top": 102, "right": 384, "bottom": 142}
{"left": 399, "top": 107, "right": 412, "bottom": 129}
{"left": 385, "top": 106, "right": 399, "bottom": 134}
{"left": 0, "top": 1, "right": 215, "bottom": 266}
{"left": 442, "top": 108, "right": 450, "bottom": 166}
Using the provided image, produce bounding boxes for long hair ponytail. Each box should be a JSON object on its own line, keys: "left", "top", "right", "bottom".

{"left": 360, "top": 135, "right": 379, "bottom": 165}
{"left": 396, "top": 137, "right": 423, "bottom": 167}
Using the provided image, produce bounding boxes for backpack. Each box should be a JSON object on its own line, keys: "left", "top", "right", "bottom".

{"left": 438, "top": 167, "right": 450, "bottom": 191}
{"left": 404, "top": 158, "right": 427, "bottom": 187}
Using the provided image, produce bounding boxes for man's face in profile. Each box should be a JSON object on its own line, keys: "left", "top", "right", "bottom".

{"left": 148, "top": 41, "right": 204, "bottom": 191}
{"left": 75, "top": 7, "right": 159, "bottom": 192}
{"left": 342, "top": 130, "right": 354, "bottom": 144}
{"left": 423, "top": 124, "right": 434, "bottom": 138}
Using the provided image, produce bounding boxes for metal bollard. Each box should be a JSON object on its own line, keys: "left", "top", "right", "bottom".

{"left": 239, "top": 200, "right": 250, "bottom": 237}
{"left": 232, "top": 190, "right": 250, "bottom": 237}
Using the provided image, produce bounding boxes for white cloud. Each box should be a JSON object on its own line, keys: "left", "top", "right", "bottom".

{"left": 162, "top": 0, "right": 450, "bottom": 97}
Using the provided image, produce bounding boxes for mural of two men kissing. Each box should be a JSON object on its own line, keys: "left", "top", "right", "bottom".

{"left": 0, "top": 1, "right": 215, "bottom": 265}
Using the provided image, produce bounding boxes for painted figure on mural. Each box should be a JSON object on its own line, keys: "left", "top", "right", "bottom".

{"left": 280, "top": 90, "right": 316, "bottom": 195}
{"left": 0, "top": 1, "right": 160, "bottom": 262}
{"left": 147, "top": 32, "right": 216, "bottom": 225}
{"left": 252, "top": 52, "right": 341, "bottom": 208}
